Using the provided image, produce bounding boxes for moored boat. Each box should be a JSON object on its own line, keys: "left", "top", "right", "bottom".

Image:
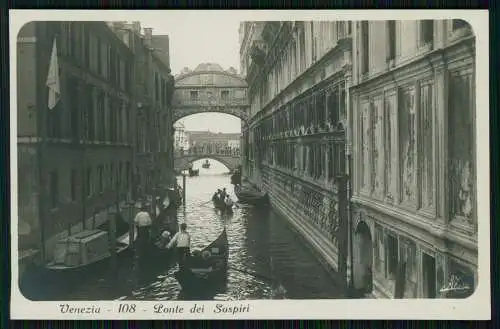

{"left": 43, "top": 218, "right": 137, "bottom": 282}
{"left": 174, "top": 228, "right": 229, "bottom": 291}
{"left": 234, "top": 185, "right": 269, "bottom": 206}
{"left": 188, "top": 168, "right": 199, "bottom": 176}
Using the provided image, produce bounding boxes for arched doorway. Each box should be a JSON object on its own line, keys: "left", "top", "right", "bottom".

{"left": 353, "top": 220, "right": 373, "bottom": 294}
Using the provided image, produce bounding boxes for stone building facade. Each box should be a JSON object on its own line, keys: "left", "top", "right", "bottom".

{"left": 17, "top": 21, "right": 136, "bottom": 263}
{"left": 110, "top": 23, "right": 175, "bottom": 212}
{"left": 240, "top": 21, "right": 354, "bottom": 287}
{"left": 17, "top": 21, "right": 176, "bottom": 268}
{"left": 173, "top": 121, "right": 189, "bottom": 151}
{"left": 349, "top": 20, "right": 477, "bottom": 298}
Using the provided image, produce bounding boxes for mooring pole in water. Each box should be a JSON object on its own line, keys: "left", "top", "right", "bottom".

{"left": 127, "top": 200, "right": 135, "bottom": 249}
{"left": 182, "top": 174, "right": 186, "bottom": 205}
{"left": 109, "top": 209, "right": 118, "bottom": 281}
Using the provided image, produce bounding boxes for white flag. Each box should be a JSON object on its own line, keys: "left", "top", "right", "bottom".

{"left": 46, "top": 38, "right": 60, "bottom": 110}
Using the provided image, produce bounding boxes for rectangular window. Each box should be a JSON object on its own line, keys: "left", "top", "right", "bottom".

{"left": 420, "top": 20, "right": 434, "bottom": 45}
{"left": 87, "top": 85, "right": 95, "bottom": 141}
{"left": 155, "top": 73, "right": 160, "bottom": 101}
{"left": 84, "top": 26, "right": 90, "bottom": 68}
{"left": 86, "top": 167, "right": 92, "bottom": 197}
{"left": 49, "top": 171, "right": 58, "bottom": 209}
{"left": 110, "top": 163, "right": 115, "bottom": 188}
{"left": 98, "top": 91, "right": 105, "bottom": 141}
{"left": 221, "top": 90, "right": 229, "bottom": 101}
{"left": 190, "top": 90, "right": 199, "bottom": 100}
{"left": 118, "top": 162, "right": 123, "bottom": 187}
{"left": 70, "top": 78, "right": 79, "bottom": 141}
{"left": 96, "top": 38, "right": 102, "bottom": 74}
{"left": 387, "top": 20, "right": 396, "bottom": 61}
{"left": 386, "top": 234, "right": 398, "bottom": 279}
{"left": 361, "top": 21, "right": 369, "bottom": 74}
{"left": 126, "top": 162, "right": 131, "bottom": 188}
{"left": 98, "top": 166, "right": 103, "bottom": 193}
{"left": 70, "top": 169, "right": 77, "bottom": 201}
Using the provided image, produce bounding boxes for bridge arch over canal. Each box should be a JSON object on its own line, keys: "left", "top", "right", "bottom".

{"left": 172, "top": 63, "right": 249, "bottom": 123}
{"left": 174, "top": 153, "right": 240, "bottom": 172}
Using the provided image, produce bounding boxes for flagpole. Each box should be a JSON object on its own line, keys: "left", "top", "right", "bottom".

{"left": 39, "top": 34, "right": 61, "bottom": 264}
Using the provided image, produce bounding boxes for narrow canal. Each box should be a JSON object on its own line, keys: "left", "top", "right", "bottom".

{"left": 21, "top": 160, "right": 344, "bottom": 301}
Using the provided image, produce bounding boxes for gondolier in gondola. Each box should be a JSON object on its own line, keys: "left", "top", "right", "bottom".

{"left": 134, "top": 203, "right": 153, "bottom": 256}
{"left": 167, "top": 223, "right": 191, "bottom": 271}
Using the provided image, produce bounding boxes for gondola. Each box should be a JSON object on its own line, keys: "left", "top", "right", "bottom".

{"left": 174, "top": 228, "right": 229, "bottom": 291}
{"left": 234, "top": 184, "right": 269, "bottom": 206}
{"left": 188, "top": 168, "right": 199, "bottom": 176}
{"left": 151, "top": 212, "right": 179, "bottom": 257}
{"left": 202, "top": 160, "right": 210, "bottom": 169}
{"left": 212, "top": 197, "right": 233, "bottom": 214}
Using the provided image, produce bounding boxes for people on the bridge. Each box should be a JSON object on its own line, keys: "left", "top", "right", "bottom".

{"left": 167, "top": 223, "right": 191, "bottom": 271}
{"left": 134, "top": 203, "right": 153, "bottom": 256}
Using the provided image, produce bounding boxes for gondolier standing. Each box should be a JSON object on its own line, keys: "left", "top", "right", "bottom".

{"left": 134, "top": 203, "right": 153, "bottom": 257}
{"left": 167, "top": 223, "right": 191, "bottom": 271}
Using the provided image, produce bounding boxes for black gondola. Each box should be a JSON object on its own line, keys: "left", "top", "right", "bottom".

{"left": 174, "top": 228, "right": 229, "bottom": 290}
{"left": 150, "top": 204, "right": 179, "bottom": 258}
{"left": 188, "top": 168, "right": 199, "bottom": 176}
{"left": 202, "top": 160, "right": 210, "bottom": 169}
{"left": 212, "top": 195, "right": 233, "bottom": 214}
{"left": 234, "top": 184, "right": 269, "bottom": 206}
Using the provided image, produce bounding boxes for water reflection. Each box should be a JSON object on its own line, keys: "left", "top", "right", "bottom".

{"left": 24, "top": 159, "right": 343, "bottom": 300}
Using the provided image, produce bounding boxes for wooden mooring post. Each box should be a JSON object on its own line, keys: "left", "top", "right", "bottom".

{"left": 127, "top": 201, "right": 135, "bottom": 250}
{"left": 182, "top": 174, "right": 186, "bottom": 205}
{"left": 108, "top": 209, "right": 118, "bottom": 281}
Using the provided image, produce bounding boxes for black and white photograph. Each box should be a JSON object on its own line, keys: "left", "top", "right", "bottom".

{"left": 10, "top": 10, "right": 490, "bottom": 320}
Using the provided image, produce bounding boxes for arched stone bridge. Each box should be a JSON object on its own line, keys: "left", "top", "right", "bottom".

{"left": 174, "top": 147, "right": 241, "bottom": 171}
{"left": 172, "top": 63, "right": 249, "bottom": 123}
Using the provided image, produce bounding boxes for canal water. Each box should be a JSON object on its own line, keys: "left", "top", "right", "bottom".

{"left": 21, "top": 160, "right": 344, "bottom": 301}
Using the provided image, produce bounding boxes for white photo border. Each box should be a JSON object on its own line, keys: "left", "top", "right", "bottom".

{"left": 9, "top": 9, "right": 491, "bottom": 320}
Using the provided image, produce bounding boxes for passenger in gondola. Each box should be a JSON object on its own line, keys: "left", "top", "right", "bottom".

{"left": 221, "top": 188, "right": 227, "bottom": 199}
{"left": 154, "top": 230, "right": 172, "bottom": 249}
{"left": 225, "top": 195, "right": 234, "bottom": 207}
{"left": 167, "top": 223, "right": 191, "bottom": 271}
{"left": 190, "top": 249, "right": 212, "bottom": 269}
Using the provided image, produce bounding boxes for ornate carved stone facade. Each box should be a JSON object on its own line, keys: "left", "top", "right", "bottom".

{"left": 351, "top": 20, "right": 477, "bottom": 298}
{"left": 240, "top": 21, "right": 353, "bottom": 285}
{"left": 172, "top": 63, "right": 249, "bottom": 122}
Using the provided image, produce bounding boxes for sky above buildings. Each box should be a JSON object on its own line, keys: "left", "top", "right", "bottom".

{"left": 144, "top": 13, "right": 242, "bottom": 133}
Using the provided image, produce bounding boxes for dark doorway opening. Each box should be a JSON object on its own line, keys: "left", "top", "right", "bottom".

{"left": 422, "top": 252, "right": 436, "bottom": 298}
